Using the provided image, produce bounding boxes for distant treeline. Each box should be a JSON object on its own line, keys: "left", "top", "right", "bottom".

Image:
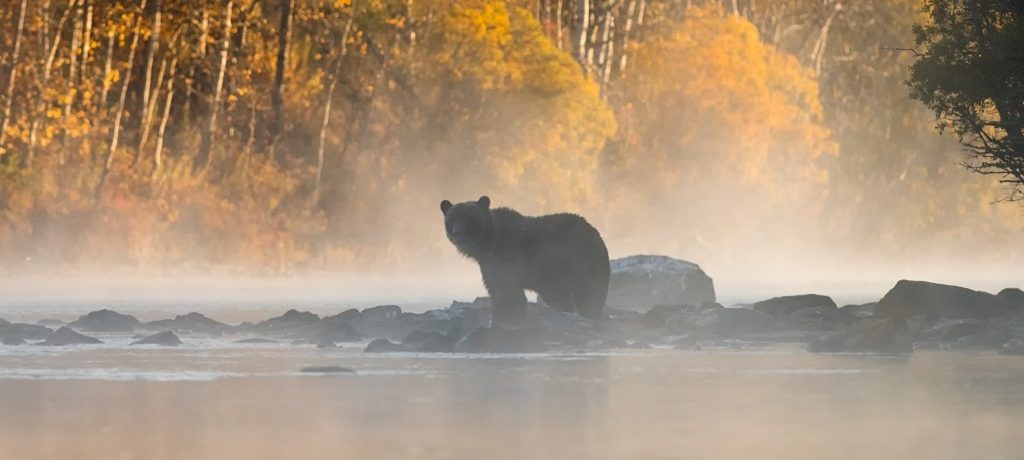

{"left": 0, "top": 0, "right": 1020, "bottom": 272}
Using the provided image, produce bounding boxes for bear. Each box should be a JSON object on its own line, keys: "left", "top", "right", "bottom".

{"left": 440, "top": 195, "right": 610, "bottom": 326}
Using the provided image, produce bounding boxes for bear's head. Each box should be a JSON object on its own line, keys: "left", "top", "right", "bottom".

{"left": 440, "top": 196, "right": 494, "bottom": 257}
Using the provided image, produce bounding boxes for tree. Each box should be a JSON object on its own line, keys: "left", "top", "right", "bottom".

{"left": 908, "top": 0, "right": 1024, "bottom": 201}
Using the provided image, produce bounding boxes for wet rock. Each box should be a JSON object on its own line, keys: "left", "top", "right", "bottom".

{"left": 246, "top": 309, "right": 320, "bottom": 334}
{"left": 300, "top": 366, "right": 355, "bottom": 373}
{"left": 455, "top": 326, "right": 548, "bottom": 353}
{"left": 1001, "top": 339, "right": 1024, "bottom": 355}
{"left": 0, "top": 318, "right": 8, "bottom": 326}
{"left": 997, "top": 288, "right": 1024, "bottom": 310}
{"left": 43, "top": 327, "right": 103, "bottom": 346}
{"left": 132, "top": 331, "right": 182, "bottom": 346}
{"left": 352, "top": 306, "right": 462, "bottom": 342}
{"left": 2, "top": 335, "right": 25, "bottom": 345}
{"left": 37, "top": 319, "right": 65, "bottom": 326}
{"left": 364, "top": 338, "right": 405, "bottom": 353}
{"left": 316, "top": 339, "right": 338, "bottom": 349}
{"left": 808, "top": 317, "right": 912, "bottom": 354}
{"left": 667, "top": 307, "right": 777, "bottom": 338}
{"left": 233, "top": 337, "right": 279, "bottom": 344}
{"left": 839, "top": 303, "right": 876, "bottom": 319}
{"left": 68, "top": 309, "right": 141, "bottom": 332}
{"left": 607, "top": 255, "right": 716, "bottom": 311}
{"left": 146, "top": 313, "right": 230, "bottom": 335}
{"left": 874, "top": 280, "right": 1011, "bottom": 320}
{"left": 401, "top": 330, "right": 460, "bottom": 353}
{"left": 753, "top": 294, "right": 838, "bottom": 317}
{"left": 0, "top": 323, "right": 52, "bottom": 341}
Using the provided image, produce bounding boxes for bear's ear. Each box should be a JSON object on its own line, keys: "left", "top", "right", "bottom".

{"left": 476, "top": 196, "right": 490, "bottom": 209}
{"left": 440, "top": 200, "right": 453, "bottom": 215}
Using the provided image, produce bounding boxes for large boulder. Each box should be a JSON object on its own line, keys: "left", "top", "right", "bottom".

{"left": 69, "top": 309, "right": 141, "bottom": 332}
{"left": 146, "top": 313, "right": 231, "bottom": 335}
{"left": 752, "top": 295, "right": 846, "bottom": 331}
{"left": 874, "top": 280, "right": 1012, "bottom": 320}
{"left": 607, "top": 255, "right": 716, "bottom": 311}
{"left": 43, "top": 327, "right": 103, "bottom": 346}
{"left": 132, "top": 331, "right": 182, "bottom": 346}
{"left": 808, "top": 317, "right": 912, "bottom": 354}
{"left": 997, "top": 288, "right": 1024, "bottom": 309}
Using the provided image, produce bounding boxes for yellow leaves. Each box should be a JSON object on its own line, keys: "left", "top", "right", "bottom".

{"left": 620, "top": 7, "right": 836, "bottom": 193}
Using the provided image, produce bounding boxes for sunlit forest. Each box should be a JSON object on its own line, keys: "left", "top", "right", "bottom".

{"left": 0, "top": 0, "right": 1021, "bottom": 273}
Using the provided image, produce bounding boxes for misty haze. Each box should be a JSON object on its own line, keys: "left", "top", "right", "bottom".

{"left": 1, "top": 0, "right": 1023, "bottom": 459}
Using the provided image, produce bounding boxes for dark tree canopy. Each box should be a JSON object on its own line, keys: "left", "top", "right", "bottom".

{"left": 908, "top": 0, "right": 1024, "bottom": 201}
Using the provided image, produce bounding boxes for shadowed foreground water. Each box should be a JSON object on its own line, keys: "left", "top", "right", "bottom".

{"left": 1, "top": 343, "right": 1023, "bottom": 459}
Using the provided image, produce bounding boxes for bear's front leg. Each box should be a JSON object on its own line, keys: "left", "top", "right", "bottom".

{"left": 482, "top": 267, "right": 528, "bottom": 329}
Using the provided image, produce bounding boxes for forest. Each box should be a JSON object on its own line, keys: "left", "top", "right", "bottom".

{"left": 0, "top": 0, "right": 1021, "bottom": 273}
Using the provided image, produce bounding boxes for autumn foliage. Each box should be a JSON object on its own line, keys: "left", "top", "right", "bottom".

{"left": 0, "top": 0, "right": 1020, "bottom": 273}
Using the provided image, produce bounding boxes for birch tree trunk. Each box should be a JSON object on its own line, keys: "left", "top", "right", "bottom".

{"left": 96, "top": 0, "right": 146, "bottom": 199}
{"left": 198, "top": 0, "right": 233, "bottom": 171}
{"left": 573, "top": 0, "right": 590, "bottom": 72}
{"left": 26, "top": 0, "right": 79, "bottom": 168}
{"left": 152, "top": 56, "right": 177, "bottom": 181}
{"left": 0, "top": 0, "right": 29, "bottom": 157}
{"left": 315, "top": 17, "right": 353, "bottom": 194}
{"left": 139, "top": 0, "right": 162, "bottom": 140}
{"left": 268, "top": 0, "right": 294, "bottom": 157}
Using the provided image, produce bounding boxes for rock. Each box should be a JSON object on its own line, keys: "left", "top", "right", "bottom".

{"left": 753, "top": 294, "right": 838, "bottom": 316}
{"left": 68, "top": 309, "right": 141, "bottom": 332}
{"left": 1002, "top": 339, "right": 1024, "bottom": 355}
{"left": 37, "top": 319, "right": 65, "bottom": 326}
{"left": 146, "top": 313, "right": 230, "bottom": 335}
{"left": 666, "top": 307, "right": 777, "bottom": 338}
{"left": 43, "top": 327, "right": 103, "bottom": 346}
{"left": 300, "top": 366, "right": 355, "bottom": 373}
{"left": 316, "top": 340, "right": 337, "bottom": 349}
{"left": 131, "top": 331, "right": 182, "bottom": 346}
{"left": 2, "top": 336, "right": 25, "bottom": 345}
{"left": 839, "top": 303, "right": 876, "bottom": 319}
{"left": 401, "top": 330, "right": 460, "bottom": 353}
{"left": 364, "top": 338, "right": 405, "bottom": 353}
{"left": 247, "top": 309, "right": 321, "bottom": 334}
{"left": 455, "top": 326, "right": 548, "bottom": 353}
{"left": 352, "top": 306, "right": 460, "bottom": 342}
{"left": 0, "top": 318, "right": 8, "bottom": 326}
{"left": 874, "top": 280, "right": 1011, "bottom": 319}
{"left": 233, "top": 337, "right": 279, "bottom": 344}
{"left": 0, "top": 323, "right": 52, "bottom": 340}
{"left": 607, "top": 255, "right": 716, "bottom": 311}
{"left": 997, "top": 288, "right": 1024, "bottom": 309}
{"left": 808, "top": 317, "right": 912, "bottom": 354}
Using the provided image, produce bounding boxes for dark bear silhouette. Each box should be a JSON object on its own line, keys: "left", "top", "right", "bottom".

{"left": 440, "top": 196, "right": 610, "bottom": 326}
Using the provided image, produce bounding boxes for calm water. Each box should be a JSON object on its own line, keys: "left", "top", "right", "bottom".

{"left": 1, "top": 340, "right": 1023, "bottom": 459}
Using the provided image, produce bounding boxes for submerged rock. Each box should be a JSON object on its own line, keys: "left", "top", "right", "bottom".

{"left": 316, "top": 339, "right": 338, "bottom": 349}
{"left": 69, "top": 309, "right": 141, "bottom": 333}
{"left": 43, "top": 327, "right": 103, "bottom": 346}
{"left": 607, "top": 255, "right": 716, "bottom": 311}
{"left": 233, "top": 337, "right": 279, "bottom": 344}
{"left": 300, "top": 366, "right": 355, "bottom": 373}
{"left": 808, "top": 318, "right": 912, "bottom": 354}
{"left": 146, "top": 313, "right": 230, "bottom": 335}
{"left": 364, "top": 338, "right": 405, "bottom": 353}
{"left": 132, "top": 331, "right": 182, "bottom": 346}
{"left": 874, "top": 280, "right": 1011, "bottom": 319}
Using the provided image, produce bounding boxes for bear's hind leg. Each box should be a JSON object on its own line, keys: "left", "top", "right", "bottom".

{"left": 538, "top": 288, "right": 575, "bottom": 314}
{"left": 573, "top": 276, "right": 608, "bottom": 320}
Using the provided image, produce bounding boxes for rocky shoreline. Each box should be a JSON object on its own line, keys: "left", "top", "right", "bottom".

{"left": 1, "top": 257, "right": 1021, "bottom": 355}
